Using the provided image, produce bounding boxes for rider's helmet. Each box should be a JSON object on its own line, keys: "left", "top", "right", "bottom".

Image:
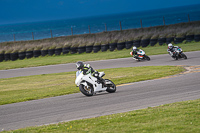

{"left": 76, "top": 61, "right": 84, "bottom": 70}
{"left": 168, "top": 43, "right": 173, "bottom": 49}
{"left": 132, "top": 46, "right": 137, "bottom": 51}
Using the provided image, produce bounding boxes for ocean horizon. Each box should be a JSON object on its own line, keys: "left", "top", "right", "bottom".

{"left": 0, "top": 4, "right": 200, "bottom": 42}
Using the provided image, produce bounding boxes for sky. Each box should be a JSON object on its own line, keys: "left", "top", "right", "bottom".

{"left": 0, "top": 0, "right": 200, "bottom": 25}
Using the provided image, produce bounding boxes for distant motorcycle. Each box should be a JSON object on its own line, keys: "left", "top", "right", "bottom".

{"left": 130, "top": 49, "right": 150, "bottom": 61}
{"left": 170, "top": 47, "right": 187, "bottom": 60}
{"left": 75, "top": 71, "right": 116, "bottom": 96}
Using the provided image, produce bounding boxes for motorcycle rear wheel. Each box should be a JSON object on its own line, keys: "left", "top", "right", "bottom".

{"left": 105, "top": 79, "right": 116, "bottom": 93}
{"left": 79, "top": 84, "right": 94, "bottom": 96}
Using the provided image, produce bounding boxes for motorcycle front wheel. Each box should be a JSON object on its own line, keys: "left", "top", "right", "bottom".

{"left": 105, "top": 79, "right": 116, "bottom": 93}
{"left": 181, "top": 53, "right": 187, "bottom": 59}
{"left": 79, "top": 84, "right": 94, "bottom": 96}
{"left": 144, "top": 55, "right": 150, "bottom": 61}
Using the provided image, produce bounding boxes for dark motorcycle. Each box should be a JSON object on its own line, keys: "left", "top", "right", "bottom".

{"left": 171, "top": 47, "right": 187, "bottom": 60}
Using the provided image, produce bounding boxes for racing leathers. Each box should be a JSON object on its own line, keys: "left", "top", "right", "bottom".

{"left": 167, "top": 46, "right": 180, "bottom": 57}
{"left": 131, "top": 48, "right": 140, "bottom": 59}
{"left": 79, "top": 64, "right": 105, "bottom": 85}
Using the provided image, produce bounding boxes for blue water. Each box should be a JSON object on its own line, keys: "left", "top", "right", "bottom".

{"left": 0, "top": 4, "right": 200, "bottom": 42}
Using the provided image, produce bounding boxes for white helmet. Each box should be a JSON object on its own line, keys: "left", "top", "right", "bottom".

{"left": 168, "top": 43, "right": 173, "bottom": 49}
{"left": 132, "top": 46, "right": 137, "bottom": 50}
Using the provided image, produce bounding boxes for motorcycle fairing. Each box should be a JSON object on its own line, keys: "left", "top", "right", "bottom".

{"left": 79, "top": 73, "right": 107, "bottom": 93}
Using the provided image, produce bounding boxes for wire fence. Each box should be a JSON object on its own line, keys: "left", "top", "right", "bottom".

{"left": 0, "top": 13, "right": 197, "bottom": 43}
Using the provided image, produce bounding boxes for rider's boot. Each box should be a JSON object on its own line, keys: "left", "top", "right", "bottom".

{"left": 97, "top": 77, "right": 106, "bottom": 87}
{"left": 172, "top": 53, "right": 178, "bottom": 60}
{"left": 133, "top": 56, "right": 138, "bottom": 60}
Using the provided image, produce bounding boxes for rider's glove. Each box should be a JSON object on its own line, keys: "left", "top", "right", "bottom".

{"left": 94, "top": 72, "right": 99, "bottom": 77}
{"left": 83, "top": 71, "right": 87, "bottom": 75}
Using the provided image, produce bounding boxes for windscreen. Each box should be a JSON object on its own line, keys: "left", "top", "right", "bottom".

{"left": 76, "top": 71, "right": 82, "bottom": 78}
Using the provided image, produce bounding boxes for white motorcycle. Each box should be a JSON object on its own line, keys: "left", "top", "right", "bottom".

{"left": 130, "top": 49, "right": 150, "bottom": 61}
{"left": 75, "top": 71, "right": 116, "bottom": 96}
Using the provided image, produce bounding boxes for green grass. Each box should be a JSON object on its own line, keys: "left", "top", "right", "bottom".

{"left": 0, "top": 66, "right": 185, "bottom": 105}
{"left": 3, "top": 99, "right": 200, "bottom": 133}
{"left": 0, "top": 42, "right": 200, "bottom": 70}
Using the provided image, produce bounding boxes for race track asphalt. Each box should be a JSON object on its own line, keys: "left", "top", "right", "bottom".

{"left": 1, "top": 51, "right": 200, "bottom": 79}
{"left": 0, "top": 51, "right": 200, "bottom": 131}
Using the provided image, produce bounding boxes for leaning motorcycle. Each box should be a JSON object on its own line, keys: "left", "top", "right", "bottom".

{"left": 170, "top": 47, "right": 187, "bottom": 60}
{"left": 130, "top": 49, "right": 150, "bottom": 61}
{"left": 75, "top": 71, "right": 116, "bottom": 96}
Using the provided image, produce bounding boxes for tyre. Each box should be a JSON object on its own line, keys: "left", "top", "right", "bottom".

{"left": 105, "top": 79, "right": 116, "bottom": 93}
{"left": 4, "top": 53, "right": 10, "bottom": 61}
{"left": 48, "top": 49, "right": 55, "bottom": 56}
{"left": 41, "top": 50, "right": 48, "bottom": 56}
{"left": 93, "top": 45, "right": 101, "bottom": 53}
{"left": 109, "top": 43, "right": 117, "bottom": 51}
{"left": 141, "top": 39, "right": 150, "bottom": 47}
{"left": 117, "top": 42, "right": 125, "bottom": 50}
{"left": 18, "top": 52, "right": 26, "bottom": 60}
{"left": 62, "top": 47, "right": 70, "bottom": 54}
{"left": 158, "top": 38, "right": 166, "bottom": 45}
{"left": 186, "top": 35, "right": 194, "bottom": 42}
{"left": 26, "top": 51, "right": 33, "bottom": 59}
{"left": 194, "top": 34, "right": 200, "bottom": 42}
{"left": 86, "top": 46, "right": 93, "bottom": 53}
{"left": 70, "top": 47, "right": 77, "bottom": 54}
{"left": 166, "top": 37, "right": 174, "bottom": 44}
{"left": 181, "top": 53, "right": 187, "bottom": 59}
{"left": 173, "top": 56, "right": 178, "bottom": 60}
{"left": 0, "top": 54, "right": 4, "bottom": 62}
{"left": 55, "top": 48, "right": 62, "bottom": 55}
{"left": 101, "top": 44, "right": 109, "bottom": 52}
{"left": 10, "top": 52, "right": 18, "bottom": 61}
{"left": 150, "top": 39, "right": 157, "bottom": 46}
{"left": 33, "top": 50, "right": 41, "bottom": 57}
{"left": 133, "top": 40, "right": 141, "bottom": 47}
{"left": 77, "top": 46, "right": 86, "bottom": 54}
{"left": 125, "top": 41, "right": 133, "bottom": 49}
{"left": 144, "top": 55, "right": 150, "bottom": 61}
{"left": 174, "top": 37, "right": 185, "bottom": 44}
{"left": 79, "top": 84, "right": 94, "bottom": 96}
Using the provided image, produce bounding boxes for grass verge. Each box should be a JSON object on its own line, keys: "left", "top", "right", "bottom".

{"left": 3, "top": 99, "right": 200, "bottom": 133}
{"left": 0, "top": 42, "right": 200, "bottom": 70}
{"left": 0, "top": 66, "right": 185, "bottom": 105}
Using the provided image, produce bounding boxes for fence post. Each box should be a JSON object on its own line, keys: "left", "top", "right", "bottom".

{"left": 188, "top": 14, "right": 190, "bottom": 22}
{"left": 32, "top": 32, "right": 34, "bottom": 40}
{"left": 13, "top": 34, "right": 15, "bottom": 42}
{"left": 119, "top": 21, "right": 122, "bottom": 31}
{"left": 140, "top": 19, "right": 143, "bottom": 28}
{"left": 163, "top": 16, "right": 165, "bottom": 25}
{"left": 71, "top": 27, "right": 73, "bottom": 35}
{"left": 50, "top": 30, "right": 53, "bottom": 38}
{"left": 105, "top": 23, "right": 107, "bottom": 32}
{"left": 88, "top": 25, "right": 91, "bottom": 34}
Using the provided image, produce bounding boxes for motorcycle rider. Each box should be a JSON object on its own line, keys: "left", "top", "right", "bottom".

{"left": 76, "top": 61, "right": 105, "bottom": 85}
{"left": 131, "top": 46, "right": 140, "bottom": 60}
{"left": 167, "top": 43, "right": 180, "bottom": 57}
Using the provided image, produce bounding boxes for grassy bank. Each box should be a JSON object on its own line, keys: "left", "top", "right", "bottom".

{"left": 0, "top": 66, "right": 185, "bottom": 105}
{"left": 0, "top": 21, "right": 200, "bottom": 54}
{"left": 0, "top": 42, "right": 200, "bottom": 70}
{"left": 3, "top": 99, "right": 200, "bottom": 133}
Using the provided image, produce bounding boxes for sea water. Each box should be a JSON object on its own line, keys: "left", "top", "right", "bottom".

{"left": 0, "top": 4, "right": 200, "bottom": 42}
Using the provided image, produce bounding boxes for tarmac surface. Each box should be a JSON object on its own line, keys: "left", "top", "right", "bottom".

{"left": 0, "top": 51, "right": 200, "bottom": 131}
